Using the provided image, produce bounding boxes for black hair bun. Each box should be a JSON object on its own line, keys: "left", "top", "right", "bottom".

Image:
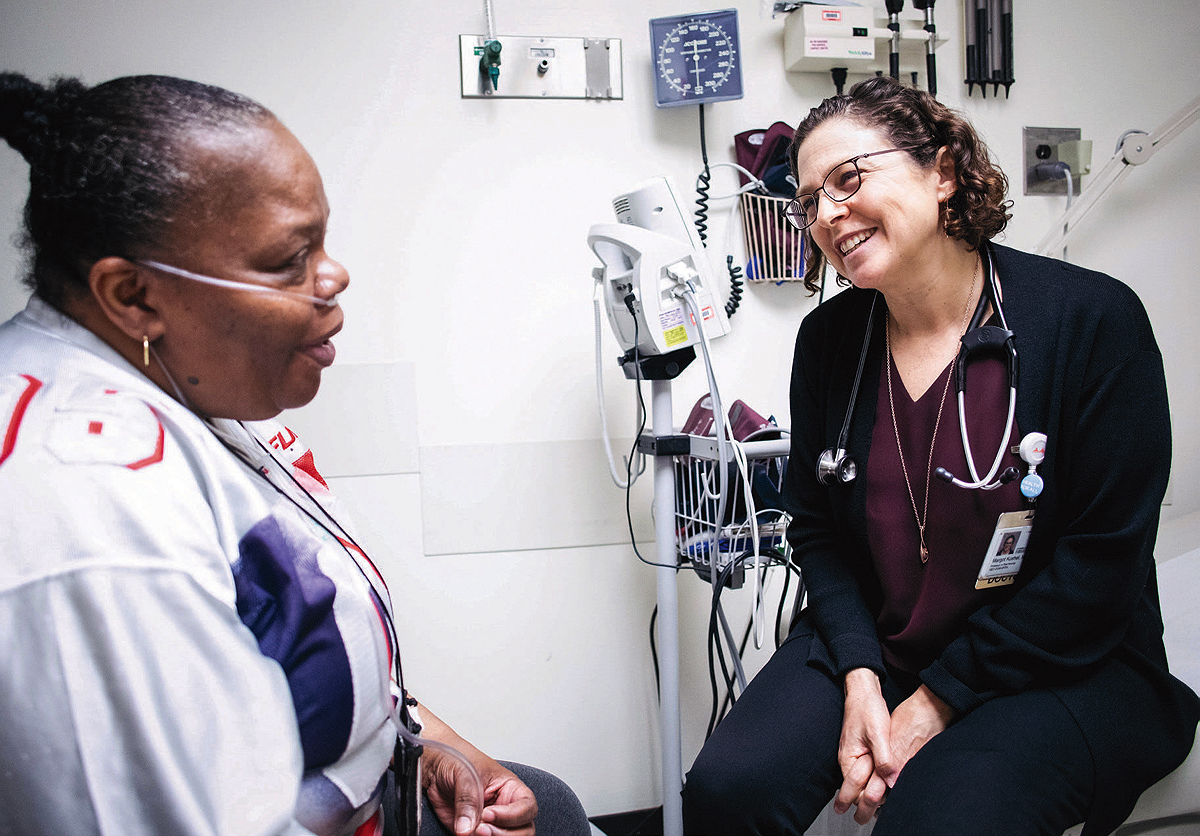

{"left": 0, "top": 72, "right": 86, "bottom": 166}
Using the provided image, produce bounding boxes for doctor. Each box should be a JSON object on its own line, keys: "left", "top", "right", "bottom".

{"left": 682, "top": 77, "right": 1199, "bottom": 836}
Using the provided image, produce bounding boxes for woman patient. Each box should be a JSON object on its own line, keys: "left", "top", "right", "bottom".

{"left": 0, "top": 72, "right": 589, "bottom": 836}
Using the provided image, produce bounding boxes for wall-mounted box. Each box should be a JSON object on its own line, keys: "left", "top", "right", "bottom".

{"left": 783, "top": 4, "right": 942, "bottom": 75}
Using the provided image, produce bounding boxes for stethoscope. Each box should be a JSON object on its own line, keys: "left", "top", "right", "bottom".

{"left": 816, "top": 243, "right": 1046, "bottom": 500}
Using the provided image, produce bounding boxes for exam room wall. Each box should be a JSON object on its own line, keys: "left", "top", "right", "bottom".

{"left": 0, "top": 0, "right": 1196, "bottom": 818}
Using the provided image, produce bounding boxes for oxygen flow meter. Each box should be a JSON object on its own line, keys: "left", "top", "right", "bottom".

{"left": 650, "top": 9, "right": 743, "bottom": 108}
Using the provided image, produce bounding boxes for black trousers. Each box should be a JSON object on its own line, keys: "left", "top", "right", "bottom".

{"left": 682, "top": 624, "right": 1094, "bottom": 836}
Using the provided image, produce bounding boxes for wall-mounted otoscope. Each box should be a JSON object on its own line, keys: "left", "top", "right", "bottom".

{"left": 964, "top": 0, "right": 1013, "bottom": 97}
{"left": 781, "top": 3, "right": 943, "bottom": 93}
{"left": 912, "top": 0, "right": 937, "bottom": 95}
{"left": 885, "top": 0, "right": 904, "bottom": 80}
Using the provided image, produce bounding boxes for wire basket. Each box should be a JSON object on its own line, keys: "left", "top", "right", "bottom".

{"left": 673, "top": 434, "right": 791, "bottom": 586}
{"left": 739, "top": 192, "right": 806, "bottom": 283}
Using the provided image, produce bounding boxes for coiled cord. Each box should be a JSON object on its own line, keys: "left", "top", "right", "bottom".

{"left": 695, "top": 104, "right": 712, "bottom": 246}
{"left": 694, "top": 103, "right": 744, "bottom": 319}
{"left": 725, "top": 255, "right": 743, "bottom": 318}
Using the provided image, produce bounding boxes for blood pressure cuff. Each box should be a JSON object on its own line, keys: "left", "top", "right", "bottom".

{"left": 679, "top": 394, "right": 787, "bottom": 527}
{"left": 734, "top": 121, "right": 797, "bottom": 198}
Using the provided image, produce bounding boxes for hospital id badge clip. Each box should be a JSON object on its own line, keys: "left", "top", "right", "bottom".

{"left": 976, "top": 509, "right": 1034, "bottom": 589}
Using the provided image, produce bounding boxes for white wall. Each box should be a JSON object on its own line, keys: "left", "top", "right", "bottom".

{"left": 2, "top": 0, "right": 1198, "bottom": 818}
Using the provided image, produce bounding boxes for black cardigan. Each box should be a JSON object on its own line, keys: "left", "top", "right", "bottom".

{"left": 782, "top": 243, "right": 1199, "bottom": 834}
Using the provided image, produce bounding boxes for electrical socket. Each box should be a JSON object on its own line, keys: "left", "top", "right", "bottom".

{"left": 1023, "top": 126, "right": 1083, "bottom": 197}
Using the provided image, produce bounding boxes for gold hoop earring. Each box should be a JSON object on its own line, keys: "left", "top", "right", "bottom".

{"left": 143, "top": 335, "right": 150, "bottom": 368}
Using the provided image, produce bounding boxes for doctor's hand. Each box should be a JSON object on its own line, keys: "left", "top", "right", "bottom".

{"left": 877, "top": 684, "right": 956, "bottom": 784}
{"left": 836, "top": 668, "right": 893, "bottom": 825}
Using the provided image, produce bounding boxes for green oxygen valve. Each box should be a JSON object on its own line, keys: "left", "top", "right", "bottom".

{"left": 479, "top": 39, "right": 502, "bottom": 91}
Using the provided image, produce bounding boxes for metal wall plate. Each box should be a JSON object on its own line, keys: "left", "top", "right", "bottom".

{"left": 1023, "top": 126, "right": 1082, "bottom": 196}
{"left": 459, "top": 34, "right": 623, "bottom": 100}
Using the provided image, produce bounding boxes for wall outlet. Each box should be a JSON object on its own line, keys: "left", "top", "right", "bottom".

{"left": 1023, "top": 126, "right": 1083, "bottom": 196}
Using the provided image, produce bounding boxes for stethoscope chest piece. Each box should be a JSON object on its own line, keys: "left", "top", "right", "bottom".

{"left": 817, "top": 447, "right": 857, "bottom": 485}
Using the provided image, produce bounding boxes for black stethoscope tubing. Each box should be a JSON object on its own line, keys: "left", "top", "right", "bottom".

{"left": 817, "top": 242, "right": 1019, "bottom": 491}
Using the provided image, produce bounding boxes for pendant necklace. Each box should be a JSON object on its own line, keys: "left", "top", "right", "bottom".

{"left": 886, "top": 258, "right": 980, "bottom": 564}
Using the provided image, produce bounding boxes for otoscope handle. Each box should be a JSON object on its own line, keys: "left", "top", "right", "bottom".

{"left": 886, "top": 0, "right": 903, "bottom": 80}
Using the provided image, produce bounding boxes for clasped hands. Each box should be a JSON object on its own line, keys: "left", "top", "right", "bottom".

{"left": 835, "top": 668, "right": 956, "bottom": 825}
{"left": 416, "top": 703, "right": 539, "bottom": 836}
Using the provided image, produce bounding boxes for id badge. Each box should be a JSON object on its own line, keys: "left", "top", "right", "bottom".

{"left": 976, "top": 510, "right": 1034, "bottom": 589}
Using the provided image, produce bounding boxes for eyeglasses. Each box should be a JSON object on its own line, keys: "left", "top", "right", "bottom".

{"left": 783, "top": 147, "right": 915, "bottom": 231}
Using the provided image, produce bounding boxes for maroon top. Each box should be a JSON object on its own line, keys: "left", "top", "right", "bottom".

{"left": 866, "top": 351, "right": 1024, "bottom": 673}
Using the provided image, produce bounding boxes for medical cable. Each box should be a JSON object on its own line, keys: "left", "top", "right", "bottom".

{"left": 140, "top": 266, "right": 479, "bottom": 818}
{"left": 594, "top": 285, "right": 645, "bottom": 488}
{"left": 483, "top": 0, "right": 497, "bottom": 40}
{"left": 707, "top": 165, "right": 762, "bottom": 316}
{"left": 682, "top": 286, "right": 804, "bottom": 680}
{"left": 728, "top": 438, "right": 763, "bottom": 649}
{"left": 705, "top": 608, "right": 747, "bottom": 738}
{"left": 774, "top": 535, "right": 804, "bottom": 650}
{"left": 1062, "top": 166, "right": 1073, "bottom": 262}
{"left": 679, "top": 285, "right": 754, "bottom": 707}
{"left": 716, "top": 598, "right": 747, "bottom": 694}
{"left": 138, "top": 259, "right": 338, "bottom": 307}
{"left": 726, "top": 440, "right": 787, "bottom": 651}
{"left": 695, "top": 103, "right": 713, "bottom": 247}
{"left": 700, "top": 162, "right": 767, "bottom": 200}
{"left": 228, "top": 427, "right": 486, "bottom": 819}
{"left": 677, "top": 287, "right": 731, "bottom": 565}
{"left": 621, "top": 298, "right": 680, "bottom": 570}
{"left": 389, "top": 703, "right": 484, "bottom": 812}
{"left": 693, "top": 104, "right": 745, "bottom": 319}
{"left": 706, "top": 558, "right": 750, "bottom": 738}
{"left": 703, "top": 546, "right": 796, "bottom": 740}
{"left": 147, "top": 342, "right": 193, "bottom": 409}
{"left": 703, "top": 431, "right": 792, "bottom": 717}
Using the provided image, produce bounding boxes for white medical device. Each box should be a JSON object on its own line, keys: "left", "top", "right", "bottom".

{"left": 589, "top": 177, "right": 731, "bottom": 366}
{"left": 782, "top": 3, "right": 941, "bottom": 76}
{"left": 588, "top": 175, "right": 736, "bottom": 836}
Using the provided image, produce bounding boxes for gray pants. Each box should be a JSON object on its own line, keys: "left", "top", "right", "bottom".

{"left": 382, "top": 759, "right": 592, "bottom": 836}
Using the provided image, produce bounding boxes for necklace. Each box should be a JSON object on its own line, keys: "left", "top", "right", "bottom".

{"left": 886, "top": 258, "right": 980, "bottom": 564}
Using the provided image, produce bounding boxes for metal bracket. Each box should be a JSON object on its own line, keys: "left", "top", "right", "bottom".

{"left": 459, "top": 34, "right": 623, "bottom": 100}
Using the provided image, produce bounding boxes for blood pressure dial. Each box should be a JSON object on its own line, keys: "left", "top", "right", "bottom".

{"left": 650, "top": 9, "right": 744, "bottom": 108}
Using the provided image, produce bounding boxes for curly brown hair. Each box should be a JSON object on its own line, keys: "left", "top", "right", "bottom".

{"left": 790, "top": 77, "right": 1011, "bottom": 294}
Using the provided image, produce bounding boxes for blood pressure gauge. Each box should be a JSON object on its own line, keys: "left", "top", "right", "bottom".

{"left": 650, "top": 9, "right": 744, "bottom": 108}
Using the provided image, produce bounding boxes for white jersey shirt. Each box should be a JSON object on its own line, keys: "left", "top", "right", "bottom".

{"left": 0, "top": 298, "right": 397, "bottom": 836}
